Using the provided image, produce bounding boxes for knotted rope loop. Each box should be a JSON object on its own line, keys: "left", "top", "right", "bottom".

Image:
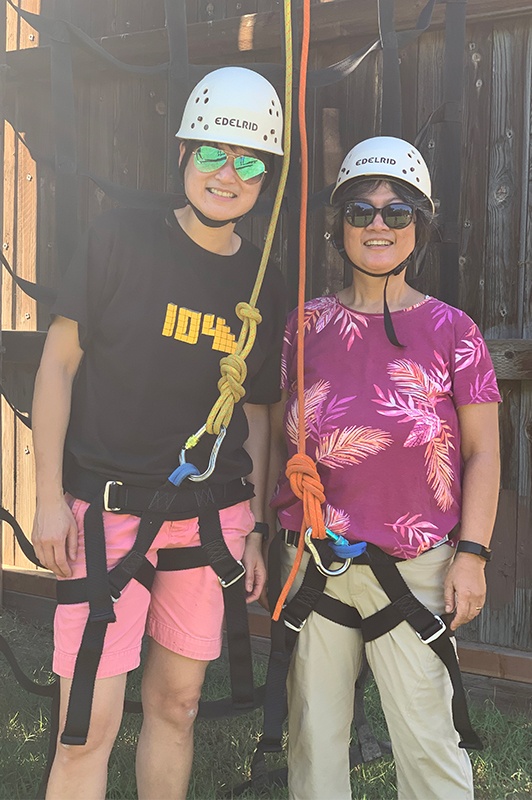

{"left": 272, "top": 454, "right": 327, "bottom": 621}
{"left": 206, "top": 354, "right": 248, "bottom": 434}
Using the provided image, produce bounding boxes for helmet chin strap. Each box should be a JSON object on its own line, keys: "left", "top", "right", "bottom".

{"left": 186, "top": 196, "right": 245, "bottom": 228}
{"left": 333, "top": 238, "right": 412, "bottom": 347}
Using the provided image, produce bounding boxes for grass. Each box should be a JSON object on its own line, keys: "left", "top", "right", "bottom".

{"left": 0, "top": 608, "right": 531, "bottom": 800}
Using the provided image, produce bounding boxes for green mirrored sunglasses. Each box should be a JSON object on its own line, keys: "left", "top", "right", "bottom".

{"left": 192, "top": 145, "right": 267, "bottom": 184}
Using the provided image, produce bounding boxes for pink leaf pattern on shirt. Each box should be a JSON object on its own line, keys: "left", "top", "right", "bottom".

{"left": 455, "top": 325, "right": 486, "bottom": 372}
{"left": 285, "top": 380, "right": 330, "bottom": 446}
{"left": 323, "top": 504, "right": 351, "bottom": 535}
{"left": 431, "top": 301, "right": 463, "bottom": 330}
{"left": 385, "top": 512, "right": 440, "bottom": 555}
{"left": 316, "top": 425, "right": 392, "bottom": 468}
{"left": 469, "top": 369, "right": 499, "bottom": 403}
{"left": 425, "top": 424, "right": 455, "bottom": 511}
{"left": 374, "top": 358, "right": 455, "bottom": 511}
{"left": 303, "top": 296, "right": 368, "bottom": 350}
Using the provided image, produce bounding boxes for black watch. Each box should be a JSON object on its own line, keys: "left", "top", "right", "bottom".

{"left": 250, "top": 522, "right": 270, "bottom": 541}
{"left": 456, "top": 540, "right": 492, "bottom": 562}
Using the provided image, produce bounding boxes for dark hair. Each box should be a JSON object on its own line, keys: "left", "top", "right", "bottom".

{"left": 178, "top": 139, "right": 276, "bottom": 193}
{"left": 330, "top": 178, "right": 436, "bottom": 264}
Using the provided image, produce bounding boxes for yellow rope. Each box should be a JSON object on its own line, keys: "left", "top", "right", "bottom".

{"left": 199, "top": 0, "right": 293, "bottom": 439}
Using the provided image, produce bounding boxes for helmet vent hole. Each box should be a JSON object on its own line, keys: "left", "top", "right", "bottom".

{"left": 276, "top": 111, "right": 279, "bottom": 117}
{"left": 195, "top": 97, "right": 200, "bottom": 104}
{"left": 416, "top": 177, "right": 420, "bottom": 182}
{"left": 270, "top": 129, "right": 275, "bottom": 134}
{"left": 191, "top": 123, "right": 195, "bottom": 129}
{"left": 410, "top": 167, "right": 415, "bottom": 172}
{"left": 197, "top": 116, "right": 203, "bottom": 122}
{"left": 345, "top": 169, "right": 350, "bottom": 175}
{"left": 269, "top": 109, "right": 273, "bottom": 115}
{"left": 203, "top": 88, "right": 208, "bottom": 94}
{"left": 204, "top": 98, "right": 209, "bottom": 104}
{"left": 204, "top": 125, "right": 209, "bottom": 130}
{"left": 407, "top": 152, "right": 412, "bottom": 158}
{"left": 274, "top": 137, "right": 278, "bottom": 143}
{"left": 402, "top": 169, "right": 407, "bottom": 174}
{"left": 263, "top": 135, "right": 268, "bottom": 141}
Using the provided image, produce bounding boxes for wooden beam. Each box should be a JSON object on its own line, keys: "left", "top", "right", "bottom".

{"left": 4, "top": 0, "right": 532, "bottom": 83}
{"left": 2, "top": 564, "right": 55, "bottom": 598}
{"left": 485, "top": 339, "right": 532, "bottom": 381}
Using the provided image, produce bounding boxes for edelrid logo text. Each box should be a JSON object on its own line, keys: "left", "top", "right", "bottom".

{"left": 355, "top": 157, "right": 397, "bottom": 166}
{"left": 214, "top": 117, "right": 259, "bottom": 131}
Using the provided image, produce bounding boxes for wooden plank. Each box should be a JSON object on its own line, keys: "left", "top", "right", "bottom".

{"left": 414, "top": 28, "right": 446, "bottom": 300}
{"left": 2, "top": 564, "right": 55, "bottom": 598}
{"left": 486, "top": 339, "right": 532, "bottom": 380}
{"left": 458, "top": 22, "right": 493, "bottom": 327}
{"left": 457, "top": 641, "right": 532, "bottom": 684}
{"left": 6, "top": 1, "right": 532, "bottom": 82}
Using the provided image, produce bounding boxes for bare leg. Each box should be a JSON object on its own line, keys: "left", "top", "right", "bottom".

{"left": 46, "top": 673, "right": 127, "bottom": 800}
{"left": 136, "top": 639, "right": 209, "bottom": 800}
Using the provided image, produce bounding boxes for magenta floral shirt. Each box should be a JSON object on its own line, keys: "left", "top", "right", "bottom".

{"left": 272, "top": 295, "right": 501, "bottom": 559}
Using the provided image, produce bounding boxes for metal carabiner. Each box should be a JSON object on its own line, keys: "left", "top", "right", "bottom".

{"left": 179, "top": 425, "right": 227, "bottom": 482}
{"left": 304, "top": 527, "right": 352, "bottom": 577}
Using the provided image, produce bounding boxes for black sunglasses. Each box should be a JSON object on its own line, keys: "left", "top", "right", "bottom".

{"left": 344, "top": 200, "right": 415, "bottom": 230}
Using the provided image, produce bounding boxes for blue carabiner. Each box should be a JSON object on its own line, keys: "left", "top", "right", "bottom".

{"left": 178, "top": 425, "right": 227, "bottom": 482}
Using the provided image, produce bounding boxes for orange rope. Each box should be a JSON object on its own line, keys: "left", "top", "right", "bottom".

{"left": 273, "top": 0, "right": 326, "bottom": 621}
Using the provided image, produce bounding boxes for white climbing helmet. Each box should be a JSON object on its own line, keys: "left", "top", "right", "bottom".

{"left": 176, "top": 67, "right": 283, "bottom": 156}
{"left": 330, "top": 136, "right": 434, "bottom": 212}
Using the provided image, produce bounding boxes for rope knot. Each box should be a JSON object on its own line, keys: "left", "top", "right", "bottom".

{"left": 236, "top": 302, "right": 262, "bottom": 326}
{"left": 217, "top": 355, "right": 247, "bottom": 402}
{"left": 286, "top": 453, "right": 325, "bottom": 506}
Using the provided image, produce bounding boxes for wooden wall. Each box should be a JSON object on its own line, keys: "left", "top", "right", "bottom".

{"left": 1, "top": 0, "right": 531, "bottom": 673}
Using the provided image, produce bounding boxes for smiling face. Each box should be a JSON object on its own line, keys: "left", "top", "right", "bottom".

{"left": 180, "top": 141, "right": 263, "bottom": 223}
{"left": 343, "top": 182, "right": 416, "bottom": 275}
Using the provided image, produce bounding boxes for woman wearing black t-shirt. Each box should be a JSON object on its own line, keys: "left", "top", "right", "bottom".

{"left": 31, "top": 67, "right": 285, "bottom": 800}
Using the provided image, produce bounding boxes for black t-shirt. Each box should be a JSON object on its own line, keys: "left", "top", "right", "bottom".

{"left": 52, "top": 208, "right": 286, "bottom": 489}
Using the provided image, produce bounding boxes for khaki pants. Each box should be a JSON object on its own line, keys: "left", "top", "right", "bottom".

{"left": 282, "top": 543, "right": 474, "bottom": 800}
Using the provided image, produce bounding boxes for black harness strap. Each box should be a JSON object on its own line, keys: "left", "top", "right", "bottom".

{"left": 61, "top": 495, "right": 167, "bottom": 745}
{"left": 197, "top": 502, "right": 254, "bottom": 709}
{"left": 359, "top": 543, "right": 482, "bottom": 750}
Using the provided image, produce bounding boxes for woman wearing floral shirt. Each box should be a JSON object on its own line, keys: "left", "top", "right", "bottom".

{"left": 270, "top": 137, "right": 500, "bottom": 800}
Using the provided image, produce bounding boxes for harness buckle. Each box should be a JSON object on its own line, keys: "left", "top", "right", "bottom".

{"left": 103, "top": 480, "right": 123, "bottom": 512}
{"left": 218, "top": 560, "right": 246, "bottom": 588}
{"left": 283, "top": 609, "right": 307, "bottom": 632}
{"left": 416, "top": 614, "right": 447, "bottom": 644}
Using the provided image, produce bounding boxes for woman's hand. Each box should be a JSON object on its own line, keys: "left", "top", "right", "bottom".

{"left": 444, "top": 552, "right": 486, "bottom": 631}
{"left": 242, "top": 533, "right": 267, "bottom": 603}
{"left": 32, "top": 496, "right": 79, "bottom": 578}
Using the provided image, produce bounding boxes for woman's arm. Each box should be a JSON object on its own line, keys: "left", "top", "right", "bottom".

{"left": 444, "top": 402, "right": 500, "bottom": 630}
{"left": 241, "top": 402, "right": 271, "bottom": 602}
{"left": 31, "top": 316, "right": 84, "bottom": 577}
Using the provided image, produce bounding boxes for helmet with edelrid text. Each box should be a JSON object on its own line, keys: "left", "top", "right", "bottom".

{"left": 176, "top": 67, "right": 283, "bottom": 156}
{"left": 330, "top": 136, "right": 434, "bottom": 212}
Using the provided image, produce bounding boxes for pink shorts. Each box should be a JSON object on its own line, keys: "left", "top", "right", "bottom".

{"left": 53, "top": 495, "right": 254, "bottom": 678}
